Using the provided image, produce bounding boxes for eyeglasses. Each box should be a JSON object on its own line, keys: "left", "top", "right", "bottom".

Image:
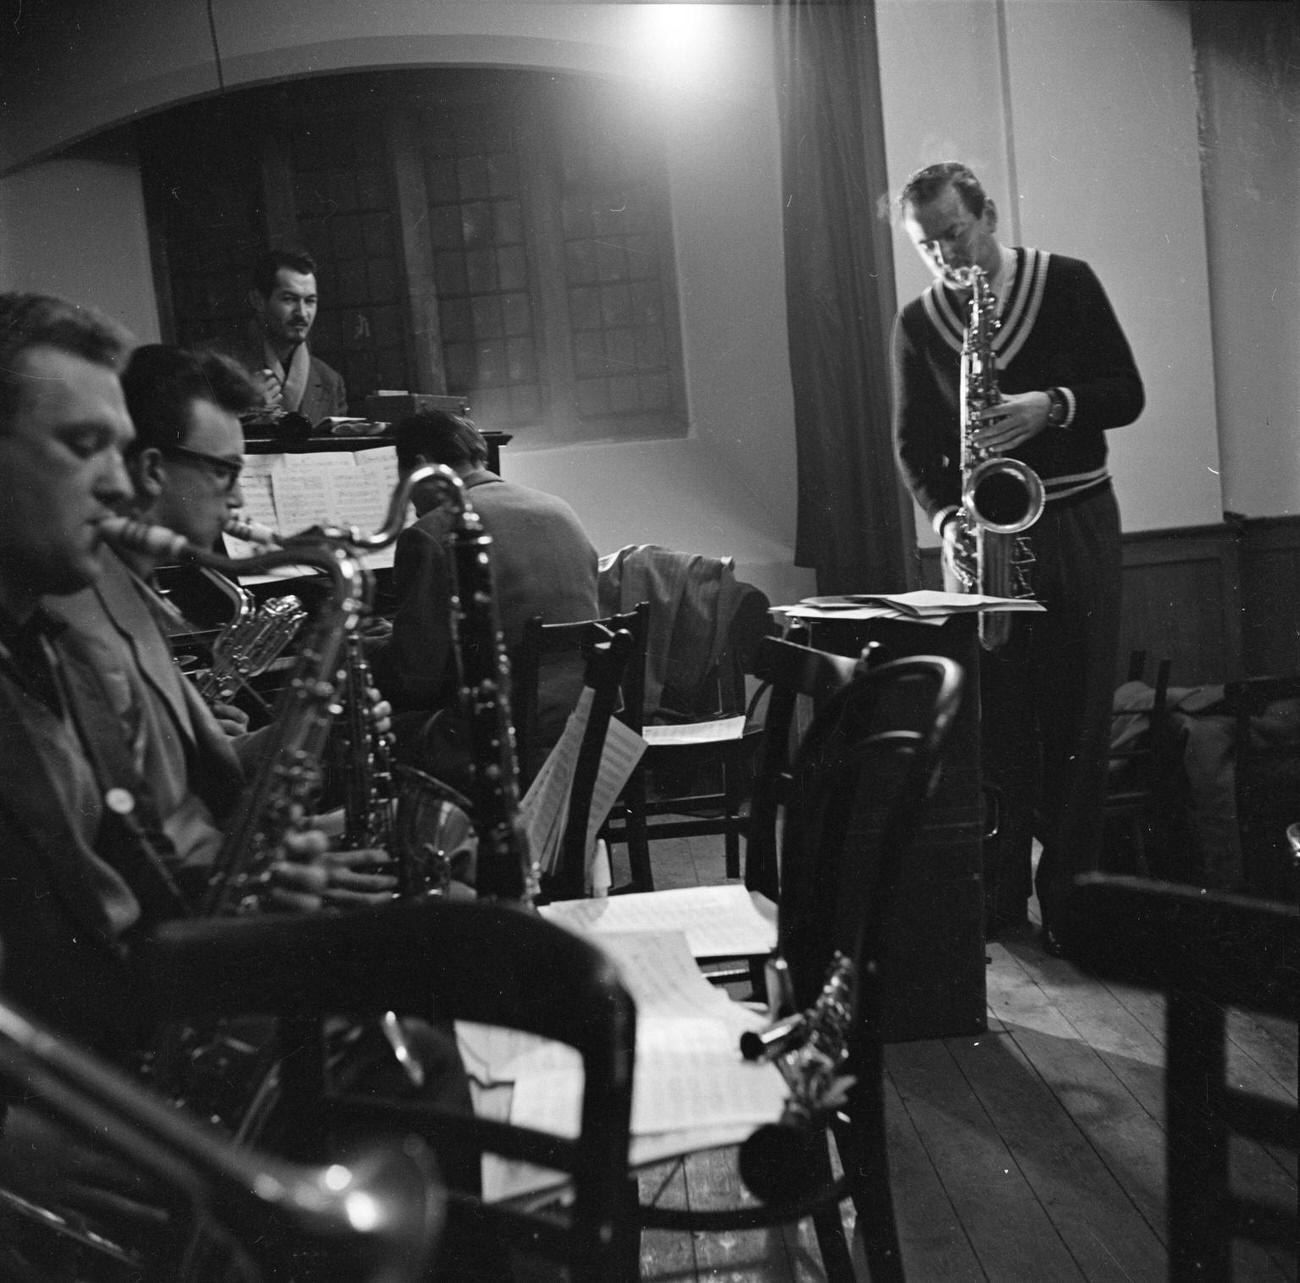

{"left": 162, "top": 444, "right": 244, "bottom": 494}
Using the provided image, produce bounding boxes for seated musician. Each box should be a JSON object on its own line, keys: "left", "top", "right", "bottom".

{"left": 0, "top": 298, "right": 477, "bottom": 1278}
{"left": 372, "top": 408, "right": 599, "bottom": 774}
{"left": 45, "top": 343, "right": 395, "bottom": 906}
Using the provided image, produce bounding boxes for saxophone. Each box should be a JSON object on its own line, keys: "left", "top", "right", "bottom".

{"left": 956, "top": 265, "right": 1045, "bottom": 650}
{"left": 192, "top": 568, "right": 307, "bottom": 711}
{"left": 101, "top": 516, "right": 371, "bottom": 916}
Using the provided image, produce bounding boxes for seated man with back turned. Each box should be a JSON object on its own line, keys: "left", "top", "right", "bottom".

{"left": 212, "top": 246, "right": 347, "bottom": 425}
{"left": 372, "top": 409, "right": 599, "bottom": 771}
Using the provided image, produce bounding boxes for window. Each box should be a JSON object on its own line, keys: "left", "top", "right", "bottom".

{"left": 138, "top": 69, "right": 687, "bottom": 445}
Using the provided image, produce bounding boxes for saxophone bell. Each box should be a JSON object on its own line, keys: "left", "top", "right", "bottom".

{"left": 963, "top": 455, "right": 1045, "bottom": 536}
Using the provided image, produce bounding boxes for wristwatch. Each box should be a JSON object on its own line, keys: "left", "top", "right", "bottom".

{"left": 1044, "top": 387, "right": 1069, "bottom": 429}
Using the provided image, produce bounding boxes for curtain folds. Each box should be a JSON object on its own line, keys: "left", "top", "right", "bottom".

{"left": 775, "top": 0, "right": 913, "bottom": 595}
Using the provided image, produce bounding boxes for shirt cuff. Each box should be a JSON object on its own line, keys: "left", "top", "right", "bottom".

{"left": 1059, "top": 386, "right": 1077, "bottom": 428}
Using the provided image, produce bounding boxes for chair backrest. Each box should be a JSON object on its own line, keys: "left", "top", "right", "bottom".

{"left": 743, "top": 635, "right": 864, "bottom": 900}
{"left": 0, "top": 991, "right": 442, "bottom": 1281}
{"left": 596, "top": 544, "right": 771, "bottom": 722}
{"left": 514, "top": 604, "right": 649, "bottom": 782}
{"left": 1221, "top": 672, "right": 1300, "bottom": 897}
{"left": 543, "top": 624, "right": 636, "bottom": 901}
{"left": 1059, "top": 874, "right": 1298, "bottom": 1280}
{"left": 142, "top": 898, "right": 638, "bottom": 1283}
{"left": 774, "top": 653, "right": 965, "bottom": 1014}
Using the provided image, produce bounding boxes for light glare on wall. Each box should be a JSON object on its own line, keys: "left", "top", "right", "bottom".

{"left": 629, "top": 4, "right": 730, "bottom": 90}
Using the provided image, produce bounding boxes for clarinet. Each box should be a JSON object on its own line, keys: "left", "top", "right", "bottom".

{"left": 737, "top": 952, "right": 856, "bottom": 1203}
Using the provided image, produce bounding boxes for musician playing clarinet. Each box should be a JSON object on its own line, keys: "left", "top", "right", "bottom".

{"left": 890, "top": 162, "right": 1144, "bottom": 953}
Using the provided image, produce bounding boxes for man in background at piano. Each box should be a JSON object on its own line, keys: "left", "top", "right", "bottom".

{"left": 891, "top": 161, "right": 1144, "bottom": 954}
{"left": 211, "top": 246, "right": 347, "bottom": 425}
{"left": 372, "top": 408, "right": 599, "bottom": 775}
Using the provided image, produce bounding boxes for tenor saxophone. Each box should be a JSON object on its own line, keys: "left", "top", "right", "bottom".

{"left": 956, "top": 265, "right": 1045, "bottom": 650}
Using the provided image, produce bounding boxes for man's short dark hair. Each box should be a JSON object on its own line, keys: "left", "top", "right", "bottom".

{"left": 0, "top": 292, "right": 131, "bottom": 429}
{"left": 898, "top": 162, "right": 988, "bottom": 219}
{"left": 393, "top": 409, "right": 489, "bottom": 474}
{"left": 252, "top": 248, "right": 318, "bottom": 298}
{"left": 121, "top": 344, "right": 257, "bottom": 454}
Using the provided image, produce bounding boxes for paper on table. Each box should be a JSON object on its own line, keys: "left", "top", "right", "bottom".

{"left": 541, "top": 884, "right": 777, "bottom": 959}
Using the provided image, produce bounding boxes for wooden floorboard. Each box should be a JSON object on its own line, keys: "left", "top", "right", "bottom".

{"left": 617, "top": 831, "right": 1297, "bottom": 1281}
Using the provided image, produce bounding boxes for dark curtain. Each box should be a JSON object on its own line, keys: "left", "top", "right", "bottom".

{"left": 775, "top": 0, "right": 914, "bottom": 595}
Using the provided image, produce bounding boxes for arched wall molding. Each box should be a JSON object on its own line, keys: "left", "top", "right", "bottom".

{"left": 3, "top": 14, "right": 768, "bottom": 175}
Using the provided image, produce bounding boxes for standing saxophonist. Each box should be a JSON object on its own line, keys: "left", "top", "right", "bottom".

{"left": 891, "top": 162, "right": 1144, "bottom": 951}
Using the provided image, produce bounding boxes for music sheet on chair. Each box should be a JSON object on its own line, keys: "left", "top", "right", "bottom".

{"left": 460, "top": 929, "right": 786, "bottom": 1204}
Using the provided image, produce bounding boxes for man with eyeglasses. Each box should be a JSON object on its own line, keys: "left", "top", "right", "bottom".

{"left": 46, "top": 344, "right": 398, "bottom": 905}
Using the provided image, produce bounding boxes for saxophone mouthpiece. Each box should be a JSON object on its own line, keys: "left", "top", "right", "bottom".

{"left": 223, "top": 515, "right": 283, "bottom": 547}
{"left": 98, "top": 516, "right": 192, "bottom": 562}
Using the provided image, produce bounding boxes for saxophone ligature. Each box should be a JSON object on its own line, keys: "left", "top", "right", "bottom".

{"left": 955, "top": 264, "right": 1044, "bottom": 650}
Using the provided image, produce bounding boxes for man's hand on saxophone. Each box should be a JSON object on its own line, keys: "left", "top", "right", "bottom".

{"left": 973, "top": 389, "right": 1053, "bottom": 452}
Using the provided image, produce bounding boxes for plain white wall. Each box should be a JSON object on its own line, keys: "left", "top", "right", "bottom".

{"left": 0, "top": 135, "right": 161, "bottom": 345}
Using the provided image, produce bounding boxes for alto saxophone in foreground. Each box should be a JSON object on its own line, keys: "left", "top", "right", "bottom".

{"left": 956, "top": 265, "right": 1044, "bottom": 650}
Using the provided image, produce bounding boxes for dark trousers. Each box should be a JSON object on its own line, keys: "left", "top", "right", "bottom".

{"left": 980, "top": 484, "right": 1122, "bottom": 930}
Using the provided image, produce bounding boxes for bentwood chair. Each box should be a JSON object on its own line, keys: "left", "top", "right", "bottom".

{"left": 637, "top": 644, "right": 964, "bottom": 1283}
{"left": 0, "top": 993, "right": 442, "bottom": 1282}
{"left": 1059, "top": 875, "right": 1298, "bottom": 1280}
{"left": 142, "top": 899, "right": 637, "bottom": 1283}
{"left": 1221, "top": 672, "right": 1300, "bottom": 898}
{"left": 515, "top": 614, "right": 643, "bottom": 896}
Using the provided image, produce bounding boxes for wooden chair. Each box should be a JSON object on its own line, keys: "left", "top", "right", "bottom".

{"left": 0, "top": 993, "right": 441, "bottom": 1281}
{"left": 140, "top": 899, "right": 637, "bottom": 1283}
{"left": 1103, "top": 652, "right": 1181, "bottom": 876}
{"left": 596, "top": 548, "right": 774, "bottom": 887}
{"left": 514, "top": 610, "right": 646, "bottom": 894}
{"left": 742, "top": 635, "right": 865, "bottom": 902}
{"left": 1059, "top": 874, "right": 1298, "bottom": 1280}
{"left": 637, "top": 644, "right": 964, "bottom": 1283}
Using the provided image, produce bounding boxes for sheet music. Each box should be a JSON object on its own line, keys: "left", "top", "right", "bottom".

{"left": 583, "top": 715, "right": 645, "bottom": 851}
{"left": 516, "top": 690, "right": 647, "bottom": 879}
{"left": 541, "top": 884, "right": 777, "bottom": 958}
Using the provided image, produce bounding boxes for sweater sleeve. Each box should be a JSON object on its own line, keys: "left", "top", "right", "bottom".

{"left": 891, "top": 309, "right": 962, "bottom": 523}
{"left": 1055, "top": 261, "right": 1144, "bottom": 433}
